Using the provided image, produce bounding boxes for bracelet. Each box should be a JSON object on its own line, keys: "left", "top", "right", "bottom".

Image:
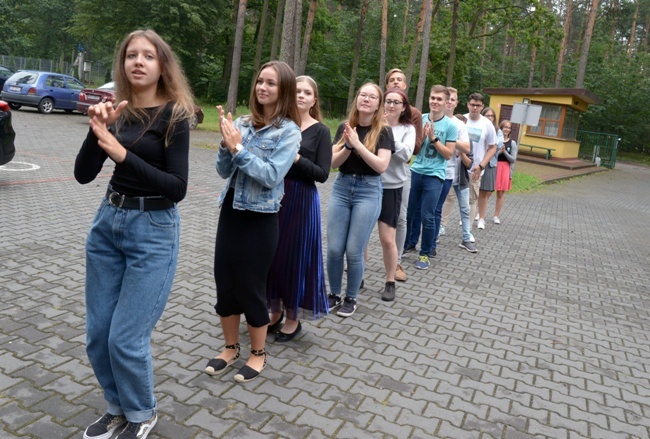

{"left": 343, "top": 143, "right": 353, "bottom": 150}
{"left": 478, "top": 164, "right": 484, "bottom": 171}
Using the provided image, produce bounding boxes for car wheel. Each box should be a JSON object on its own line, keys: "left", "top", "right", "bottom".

{"left": 38, "top": 97, "right": 54, "bottom": 114}
{"left": 8, "top": 102, "right": 21, "bottom": 110}
{"left": 189, "top": 114, "right": 198, "bottom": 130}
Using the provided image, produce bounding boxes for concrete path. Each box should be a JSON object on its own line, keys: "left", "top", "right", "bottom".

{"left": 1, "top": 109, "right": 649, "bottom": 438}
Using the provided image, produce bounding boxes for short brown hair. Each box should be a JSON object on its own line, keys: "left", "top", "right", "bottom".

{"left": 385, "top": 68, "right": 405, "bottom": 86}
{"left": 429, "top": 84, "right": 450, "bottom": 99}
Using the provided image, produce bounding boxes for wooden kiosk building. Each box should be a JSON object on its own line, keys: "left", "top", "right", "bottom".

{"left": 483, "top": 88, "right": 599, "bottom": 159}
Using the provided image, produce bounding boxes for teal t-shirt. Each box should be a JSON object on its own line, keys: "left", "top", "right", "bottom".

{"left": 411, "top": 113, "right": 457, "bottom": 179}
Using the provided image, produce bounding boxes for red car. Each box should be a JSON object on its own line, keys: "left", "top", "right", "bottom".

{"left": 76, "top": 81, "right": 204, "bottom": 129}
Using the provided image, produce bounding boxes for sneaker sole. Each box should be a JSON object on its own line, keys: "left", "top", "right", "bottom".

{"left": 459, "top": 243, "right": 478, "bottom": 253}
{"left": 415, "top": 265, "right": 429, "bottom": 270}
{"left": 337, "top": 307, "right": 357, "bottom": 317}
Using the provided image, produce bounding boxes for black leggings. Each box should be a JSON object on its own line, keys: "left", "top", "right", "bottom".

{"left": 214, "top": 189, "right": 279, "bottom": 327}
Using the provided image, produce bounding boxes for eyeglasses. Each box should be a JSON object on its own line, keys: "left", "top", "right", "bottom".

{"left": 384, "top": 99, "right": 403, "bottom": 106}
{"left": 468, "top": 103, "right": 483, "bottom": 108}
{"left": 359, "top": 93, "right": 379, "bottom": 101}
{"left": 485, "top": 114, "right": 495, "bottom": 118}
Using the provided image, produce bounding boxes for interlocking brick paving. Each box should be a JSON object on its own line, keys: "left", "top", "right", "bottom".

{"left": 1, "top": 109, "right": 648, "bottom": 438}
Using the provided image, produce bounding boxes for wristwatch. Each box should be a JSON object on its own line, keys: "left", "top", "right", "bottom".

{"left": 234, "top": 143, "right": 243, "bottom": 154}
{"left": 432, "top": 137, "right": 440, "bottom": 144}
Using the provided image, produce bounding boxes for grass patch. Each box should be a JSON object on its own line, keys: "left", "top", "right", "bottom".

{"left": 617, "top": 151, "right": 650, "bottom": 166}
{"left": 195, "top": 102, "right": 250, "bottom": 133}
{"left": 510, "top": 171, "right": 542, "bottom": 193}
{"left": 196, "top": 100, "right": 344, "bottom": 136}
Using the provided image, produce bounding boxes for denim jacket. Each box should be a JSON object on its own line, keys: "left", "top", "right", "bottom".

{"left": 216, "top": 116, "right": 301, "bottom": 213}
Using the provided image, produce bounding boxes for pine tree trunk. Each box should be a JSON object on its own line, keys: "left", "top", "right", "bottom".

{"left": 405, "top": 0, "right": 427, "bottom": 88}
{"left": 555, "top": 0, "right": 573, "bottom": 87}
{"left": 253, "top": 0, "right": 270, "bottom": 75}
{"left": 293, "top": 0, "right": 302, "bottom": 71}
{"left": 528, "top": 37, "right": 537, "bottom": 88}
{"left": 297, "top": 0, "right": 318, "bottom": 76}
{"left": 401, "top": 0, "right": 410, "bottom": 46}
{"left": 347, "top": 0, "right": 370, "bottom": 110}
{"left": 575, "top": 0, "right": 598, "bottom": 88}
{"left": 501, "top": 24, "right": 509, "bottom": 82}
{"left": 415, "top": 0, "right": 434, "bottom": 111}
{"left": 380, "top": 0, "right": 388, "bottom": 88}
{"left": 628, "top": 0, "right": 639, "bottom": 61}
{"left": 280, "top": 0, "right": 297, "bottom": 67}
{"left": 446, "top": 0, "right": 459, "bottom": 86}
{"left": 227, "top": 0, "right": 248, "bottom": 115}
{"left": 270, "top": 0, "right": 285, "bottom": 60}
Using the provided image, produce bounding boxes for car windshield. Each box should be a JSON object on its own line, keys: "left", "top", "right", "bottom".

{"left": 10, "top": 72, "right": 38, "bottom": 84}
{"left": 98, "top": 82, "right": 115, "bottom": 90}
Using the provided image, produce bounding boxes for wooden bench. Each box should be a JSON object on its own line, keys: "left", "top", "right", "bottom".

{"left": 519, "top": 144, "right": 556, "bottom": 160}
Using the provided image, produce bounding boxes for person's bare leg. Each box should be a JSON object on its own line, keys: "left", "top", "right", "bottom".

{"left": 280, "top": 312, "right": 299, "bottom": 334}
{"left": 245, "top": 325, "right": 268, "bottom": 371}
{"left": 213, "top": 315, "right": 240, "bottom": 361}
{"left": 478, "top": 190, "right": 490, "bottom": 220}
{"left": 378, "top": 221, "right": 397, "bottom": 282}
{"left": 495, "top": 191, "right": 505, "bottom": 217}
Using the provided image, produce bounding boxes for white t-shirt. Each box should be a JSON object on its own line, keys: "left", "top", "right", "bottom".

{"left": 464, "top": 114, "right": 496, "bottom": 167}
{"left": 445, "top": 117, "right": 469, "bottom": 180}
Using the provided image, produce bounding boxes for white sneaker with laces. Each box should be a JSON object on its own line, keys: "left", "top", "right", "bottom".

{"left": 469, "top": 232, "right": 475, "bottom": 243}
{"left": 477, "top": 218, "right": 486, "bottom": 229}
{"left": 475, "top": 213, "right": 480, "bottom": 221}
{"left": 493, "top": 216, "right": 500, "bottom": 224}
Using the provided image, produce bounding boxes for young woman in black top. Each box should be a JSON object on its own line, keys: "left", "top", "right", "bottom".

{"left": 326, "top": 83, "right": 394, "bottom": 318}
{"left": 266, "top": 76, "right": 331, "bottom": 341}
{"left": 75, "top": 30, "right": 194, "bottom": 439}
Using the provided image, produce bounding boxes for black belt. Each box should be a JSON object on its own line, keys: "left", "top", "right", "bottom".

{"left": 106, "top": 186, "right": 174, "bottom": 211}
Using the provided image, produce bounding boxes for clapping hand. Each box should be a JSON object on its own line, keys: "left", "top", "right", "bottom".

{"left": 217, "top": 105, "right": 242, "bottom": 153}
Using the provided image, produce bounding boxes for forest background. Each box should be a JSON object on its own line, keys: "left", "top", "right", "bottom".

{"left": 1, "top": 0, "right": 649, "bottom": 156}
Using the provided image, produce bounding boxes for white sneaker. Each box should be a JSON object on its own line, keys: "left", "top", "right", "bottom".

{"left": 493, "top": 216, "right": 500, "bottom": 224}
{"left": 475, "top": 214, "right": 480, "bottom": 221}
{"left": 459, "top": 220, "right": 462, "bottom": 226}
{"left": 469, "top": 232, "right": 475, "bottom": 243}
{"left": 439, "top": 226, "right": 446, "bottom": 236}
{"left": 477, "top": 219, "right": 486, "bottom": 229}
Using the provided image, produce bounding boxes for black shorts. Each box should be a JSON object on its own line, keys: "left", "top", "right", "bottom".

{"left": 378, "top": 187, "right": 402, "bottom": 228}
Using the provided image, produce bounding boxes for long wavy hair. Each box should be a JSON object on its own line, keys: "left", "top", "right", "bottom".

{"left": 113, "top": 29, "right": 195, "bottom": 145}
{"left": 384, "top": 88, "right": 412, "bottom": 126}
{"left": 248, "top": 61, "right": 300, "bottom": 129}
{"left": 335, "top": 83, "right": 385, "bottom": 154}
{"left": 296, "top": 75, "right": 322, "bottom": 122}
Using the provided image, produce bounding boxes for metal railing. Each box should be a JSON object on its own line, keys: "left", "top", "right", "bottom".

{"left": 0, "top": 55, "right": 109, "bottom": 86}
{"left": 576, "top": 130, "right": 620, "bottom": 169}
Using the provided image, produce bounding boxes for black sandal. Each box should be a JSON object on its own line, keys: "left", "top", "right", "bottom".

{"left": 234, "top": 348, "right": 267, "bottom": 383}
{"left": 204, "top": 342, "right": 240, "bottom": 376}
{"left": 267, "top": 310, "right": 284, "bottom": 334}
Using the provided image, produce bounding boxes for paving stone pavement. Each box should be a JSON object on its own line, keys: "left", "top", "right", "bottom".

{"left": 1, "top": 109, "right": 649, "bottom": 439}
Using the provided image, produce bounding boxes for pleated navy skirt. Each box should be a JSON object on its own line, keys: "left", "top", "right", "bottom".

{"left": 267, "top": 178, "right": 329, "bottom": 320}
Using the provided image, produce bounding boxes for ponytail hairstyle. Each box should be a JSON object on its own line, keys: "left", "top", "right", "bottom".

{"left": 296, "top": 75, "right": 322, "bottom": 122}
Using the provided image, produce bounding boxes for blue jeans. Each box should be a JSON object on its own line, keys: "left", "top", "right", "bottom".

{"left": 327, "top": 173, "right": 382, "bottom": 300}
{"left": 405, "top": 171, "right": 443, "bottom": 256}
{"left": 432, "top": 179, "right": 453, "bottom": 250}
{"left": 85, "top": 198, "right": 180, "bottom": 423}
{"left": 454, "top": 185, "right": 471, "bottom": 242}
